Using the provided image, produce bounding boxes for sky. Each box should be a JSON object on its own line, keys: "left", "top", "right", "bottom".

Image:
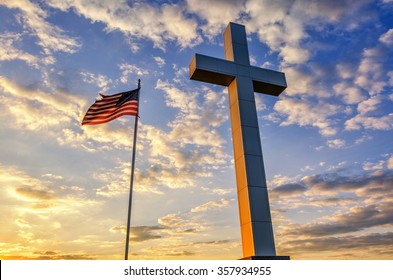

{"left": 0, "top": 0, "right": 392, "bottom": 260}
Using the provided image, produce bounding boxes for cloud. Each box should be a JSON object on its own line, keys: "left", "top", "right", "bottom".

{"left": 0, "top": 164, "right": 42, "bottom": 189}
{"left": 0, "top": 32, "right": 39, "bottom": 67}
{"left": 245, "top": 0, "right": 307, "bottom": 64}
{"left": 333, "top": 82, "right": 365, "bottom": 104}
{"left": 301, "top": 170, "right": 393, "bottom": 195}
{"left": 345, "top": 114, "right": 393, "bottom": 131}
{"left": 270, "top": 183, "right": 307, "bottom": 199}
{"left": 357, "top": 95, "right": 382, "bottom": 115}
{"left": 0, "top": 163, "right": 112, "bottom": 260}
{"left": 41, "top": 173, "right": 64, "bottom": 180}
{"left": 94, "top": 160, "right": 163, "bottom": 197}
{"left": 1, "top": 249, "right": 96, "bottom": 260}
{"left": 158, "top": 213, "right": 203, "bottom": 234}
{"left": 128, "top": 80, "right": 230, "bottom": 189}
{"left": 0, "top": 75, "right": 140, "bottom": 153}
{"left": 270, "top": 167, "right": 393, "bottom": 219}
{"left": 2, "top": 0, "right": 81, "bottom": 55}
{"left": 355, "top": 48, "right": 386, "bottom": 95}
{"left": 284, "top": 203, "right": 393, "bottom": 237}
{"left": 44, "top": 0, "right": 202, "bottom": 50}
{"left": 244, "top": 0, "right": 372, "bottom": 65}
{"left": 153, "top": 56, "right": 166, "bottom": 68}
{"left": 80, "top": 71, "right": 113, "bottom": 92}
{"left": 191, "top": 198, "right": 229, "bottom": 213}
{"left": 282, "top": 232, "right": 393, "bottom": 257}
{"left": 363, "top": 160, "right": 385, "bottom": 171}
{"left": 327, "top": 139, "right": 346, "bottom": 149}
{"left": 388, "top": 156, "right": 393, "bottom": 169}
{"left": 74, "top": 80, "right": 230, "bottom": 194}
{"left": 307, "top": 197, "right": 357, "bottom": 207}
{"left": 108, "top": 196, "right": 240, "bottom": 259}
{"left": 0, "top": 76, "right": 85, "bottom": 131}
{"left": 15, "top": 218, "right": 32, "bottom": 229}
{"left": 379, "top": 28, "right": 393, "bottom": 46}
{"left": 388, "top": 71, "right": 393, "bottom": 86}
{"left": 110, "top": 225, "right": 166, "bottom": 242}
{"left": 35, "top": 252, "right": 95, "bottom": 260}
{"left": 118, "top": 63, "right": 149, "bottom": 84}
{"left": 186, "top": 0, "right": 245, "bottom": 40}
{"left": 192, "top": 240, "right": 231, "bottom": 246}
{"left": 274, "top": 98, "right": 339, "bottom": 136}
{"left": 334, "top": 43, "right": 393, "bottom": 132}
{"left": 15, "top": 187, "right": 55, "bottom": 201}
{"left": 280, "top": 67, "right": 316, "bottom": 97}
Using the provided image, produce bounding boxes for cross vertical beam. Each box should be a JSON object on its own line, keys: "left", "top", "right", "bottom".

{"left": 189, "top": 22, "right": 288, "bottom": 259}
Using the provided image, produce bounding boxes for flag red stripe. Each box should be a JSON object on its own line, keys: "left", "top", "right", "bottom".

{"left": 85, "top": 101, "right": 137, "bottom": 113}
{"left": 83, "top": 103, "right": 138, "bottom": 119}
{"left": 88, "top": 100, "right": 137, "bottom": 112}
{"left": 83, "top": 104, "right": 138, "bottom": 120}
{"left": 82, "top": 110, "right": 137, "bottom": 125}
{"left": 92, "top": 97, "right": 121, "bottom": 106}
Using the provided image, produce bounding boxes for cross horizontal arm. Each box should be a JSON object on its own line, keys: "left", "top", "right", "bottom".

{"left": 189, "top": 54, "right": 236, "bottom": 87}
{"left": 250, "top": 66, "right": 287, "bottom": 96}
{"left": 190, "top": 54, "right": 287, "bottom": 96}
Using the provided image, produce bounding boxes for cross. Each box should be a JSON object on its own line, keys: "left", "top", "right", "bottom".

{"left": 189, "top": 22, "right": 288, "bottom": 259}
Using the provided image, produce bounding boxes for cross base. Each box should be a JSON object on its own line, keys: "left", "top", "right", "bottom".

{"left": 240, "top": 256, "right": 290, "bottom": 260}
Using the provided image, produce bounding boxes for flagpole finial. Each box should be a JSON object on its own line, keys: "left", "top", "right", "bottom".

{"left": 138, "top": 79, "right": 141, "bottom": 88}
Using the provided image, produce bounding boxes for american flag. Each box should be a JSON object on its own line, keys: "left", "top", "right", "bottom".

{"left": 81, "top": 88, "right": 139, "bottom": 125}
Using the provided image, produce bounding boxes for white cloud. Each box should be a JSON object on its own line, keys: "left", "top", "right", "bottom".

{"left": 345, "top": 114, "right": 393, "bottom": 131}
{"left": 280, "top": 66, "right": 324, "bottom": 97}
{"left": 345, "top": 95, "right": 393, "bottom": 131}
{"left": 333, "top": 82, "right": 365, "bottom": 104}
{"left": 327, "top": 139, "right": 346, "bottom": 149}
{"left": 355, "top": 48, "right": 386, "bottom": 95}
{"left": 0, "top": 32, "right": 39, "bottom": 67}
{"left": 342, "top": 40, "right": 392, "bottom": 132}
{"left": 95, "top": 161, "right": 162, "bottom": 197}
{"left": 119, "top": 63, "right": 149, "bottom": 84}
{"left": 336, "top": 63, "right": 355, "bottom": 80}
{"left": 0, "top": 76, "right": 135, "bottom": 153}
{"left": 0, "top": 162, "right": 105, "bottom": 259}
{"left": 118, "top": 80, "right": 230, "bottom": 190}
{"left": 2, "top": 0, "right": 81, "bottom": 55}
{"left": 154, "top": 56, "right": 166, "bottom": 68}
{"left": 190, "top": 198, "right": 229, "bottom": 213}
{"left": 357, "top": 96, "right": 381, "bottom": 115}
{"left": 363, "top": 160, "right": 385, "bottom": 171}
{"left": 80, "top": 71, "right": 113, "bottom": 92}
{"left": 274, "top": 98, "right": 339, "bottom": 136}
{"left": 279, "top": 44, "right": 310, "bottom": 64}
{"left": 379, "top": 28, "right": 393, "bottom": 46}
{"left": 186, "top": 0, "right": 245, "bottom": 40}
{"left": 44, "top": 0, "right": 202, "bottom": 50}
{"left": 245, "top": 0, "right": 308, "bottom": 64}
{"left": 59, "top": 125, "right": 132, "bottom": 152}
{"left": 388, "top": 156, "right": 393, "bottom": 169}
{"left": 245, "top": 0, "right": 369, "bottom": 65}
{"left": 244, "top": 0, "right": 374, "bottom": 66}
{"left": 0, "top": 76, "right": 85, "bottom": 131}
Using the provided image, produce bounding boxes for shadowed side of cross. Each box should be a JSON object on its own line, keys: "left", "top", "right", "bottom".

{"left": 189, "top": 22, "right": 288, "bottom": 259}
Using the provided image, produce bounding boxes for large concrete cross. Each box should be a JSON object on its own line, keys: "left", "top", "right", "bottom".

{"left": 189, "top": 22, "right": 287, "bottom": 259}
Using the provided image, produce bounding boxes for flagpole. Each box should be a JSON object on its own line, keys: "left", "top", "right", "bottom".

{"left": 124, "top": 79, "right": 141, "bottom": 260}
